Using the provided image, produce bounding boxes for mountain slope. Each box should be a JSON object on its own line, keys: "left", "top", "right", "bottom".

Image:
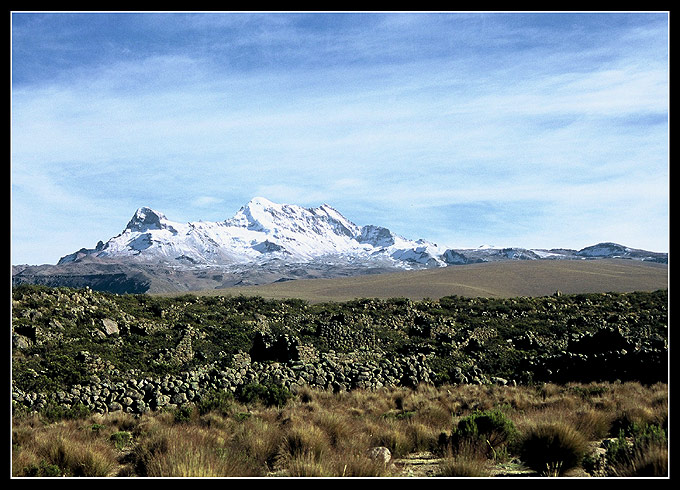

{"left": 56, "top": 197, "right": 449, "bottom": 269}
{"left": 13, "top": 197, "right": 667, "bottom": 294}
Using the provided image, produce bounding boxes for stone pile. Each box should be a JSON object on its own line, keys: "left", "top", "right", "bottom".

{"left": 12, "top": 350, "right": 437, "bottom": 416}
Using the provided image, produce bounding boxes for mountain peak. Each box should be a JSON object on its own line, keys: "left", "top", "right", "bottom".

{"left": 125, "top": 207, "right": 167, "bottom": 232}
{"left": 246, "top": 196, "right": 276, "bottom": 209}
{"left": 358, "top": 224, "right": 396, "bottom": 247}
{"left": 232, "top": 197, "right": 282, "bottom": 232}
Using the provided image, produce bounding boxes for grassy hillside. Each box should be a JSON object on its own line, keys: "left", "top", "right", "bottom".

{"left": 183, "top": 259, "right": 668, "bottom": 303}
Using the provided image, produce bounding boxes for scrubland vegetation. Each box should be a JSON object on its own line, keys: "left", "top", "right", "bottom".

{"left": 11, "top": 284, "right": 668, "bottom": 477}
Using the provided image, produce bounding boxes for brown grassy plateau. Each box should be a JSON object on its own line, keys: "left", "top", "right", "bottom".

{"left": 187, "top": 259, "right": 668, "bottom": 303}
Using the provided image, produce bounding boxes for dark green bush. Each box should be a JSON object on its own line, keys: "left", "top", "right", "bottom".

{"left": 21, "top": 460, "right": 62, "bottom": 477}
{"left": 454, "top": 408, "right": 517, "bottom": 445}
{"left": 110, "top": 431, "right": 133, "bottom": 450}
{"left": 605, "top": 423, "right": 667, "bottom": 476}
{"left": 11, "top": 285, "right": 669, "bottom": 399}
{"left": 172, "top": 405, "right": 195, "bottom": 424}
{"left": 196, "top": 389, "right": 234, "bottom": 416}
{"left": 448, "top": 408, "right": 517, "bottom": 459}
{"left": 39, "top": 402, "right": 91, "bottom": 423}
{"left": 237, "top": 382, "right": 292, "bottom": 408}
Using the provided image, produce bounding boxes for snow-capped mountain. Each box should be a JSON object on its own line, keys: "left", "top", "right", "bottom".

{"left": 58, "top": 197, "right": 449, "bottom": 269}
{"left": 56, "top": 198, "right": 668, "bottom": 272}
{"left": 12, "top": 197, "right": 666, "bottom": 294}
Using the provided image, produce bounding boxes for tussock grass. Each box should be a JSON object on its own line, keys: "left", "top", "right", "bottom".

{"left": 12, "top": 420, "right": 118, "bottom": 477}
{"left": 608, "top": 443, "right": 668, "bottom": 477}
{"left": 516, "top": 421, "right": 590, "bottom": 476}
{"left": 230, "top": 415, "right": 284, "bottom": 473}
{"left": 12, "top": 382, "right": 667, "bottom": 478}
{"left": 141, "top": 426, "right": 256, "bottom": 477}
{"left": 438, "top": 440, "right": 493, "bottom": 477}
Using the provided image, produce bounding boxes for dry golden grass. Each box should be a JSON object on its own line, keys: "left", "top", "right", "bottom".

{"left": 12, "top": 381, "right": 668, "bottom": 478}
{"left": 141, "top": 425, "right": 256, "bottom": 477}
{"left": 438, "top": 439, "right": 494, "bottom": 477}
{"left": 12, "top": 419, "right": 118, "bottom": 477}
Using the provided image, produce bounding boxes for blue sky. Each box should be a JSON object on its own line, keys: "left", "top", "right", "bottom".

{"left": 11, "top": 12, "right": 669, "bottom": 265}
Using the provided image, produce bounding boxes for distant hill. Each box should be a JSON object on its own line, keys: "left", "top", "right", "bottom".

{"left": 168, "top": 258, "right": 668, "bottom": 303}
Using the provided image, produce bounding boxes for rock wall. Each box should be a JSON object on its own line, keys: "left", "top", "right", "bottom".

{"left": 12, "top": 350, "right": 438, "bottom": 416}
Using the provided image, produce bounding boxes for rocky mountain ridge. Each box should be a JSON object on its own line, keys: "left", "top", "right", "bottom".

{"left": 12, "top": 198, "right": 667, "bottom": 294}
{"left": 55, "top": 198, "right": 453, "bottom": 268}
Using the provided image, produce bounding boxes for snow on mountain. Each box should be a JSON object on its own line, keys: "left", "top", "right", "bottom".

{"left": 225, "top": 197, "right": 365, "bottom": 260}
{"left": 575, "top": 242, "right": 631, "bottom": 258}
{"left": 59, "top": 198, "right": 445, "bottom": 268}
{"left": 57, "top": 198, "right": 667, "bottom": 270}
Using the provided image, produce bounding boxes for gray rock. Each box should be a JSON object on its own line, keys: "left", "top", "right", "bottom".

{"left": 367, "top": 446, "right": 392, "bottom": 465}
{"left": 171, "top": 392, "right": 188, "bottom": 405}
{"left": 101, "top": 318, "right": 119, "bottom": 336}
{"left": 108, "top": 401, "right": 123, "bottom": 412}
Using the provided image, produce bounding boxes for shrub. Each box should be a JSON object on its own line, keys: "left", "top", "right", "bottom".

{"left": 610, "top": 406, "right": 657, "bottom": 437}
{"left": 20, "top": 460, "right": 62, "bottom": 477}
{"left": 110, "top": 431, "right": 133, "bottom": 450}
{"left": 237, "top": 382, "right": 292, "bottom": 408}
{"left": 517, "top": 421, "right": 589, "bottom": 475}
{"left": 451, "top": 408, "right": 517, "bottom": 456}
{"left": 172, "top": 405, "right": 195, "bottom": 424}
{"left": 605, "top": 424, "right": 668, "bottom": 477}
{"left": 196, "top": 389, "right": 234, "bottom": 416}
{"left": 39, "top": 402, "right": 92, "bottom": 423}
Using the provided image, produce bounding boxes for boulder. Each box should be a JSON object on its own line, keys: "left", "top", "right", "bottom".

{"left": 367, "top": 446, "right": 392, "bottom": 465}
{"left": 101, "top": 318, "right": 119, "bottom": 336}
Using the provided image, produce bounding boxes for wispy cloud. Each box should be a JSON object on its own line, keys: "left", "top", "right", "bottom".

{"left": 11, "top": 12, "right": 668, "bottom": 263}
{"left": 190, "top": 196, "right": 225, "bottom": 208}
